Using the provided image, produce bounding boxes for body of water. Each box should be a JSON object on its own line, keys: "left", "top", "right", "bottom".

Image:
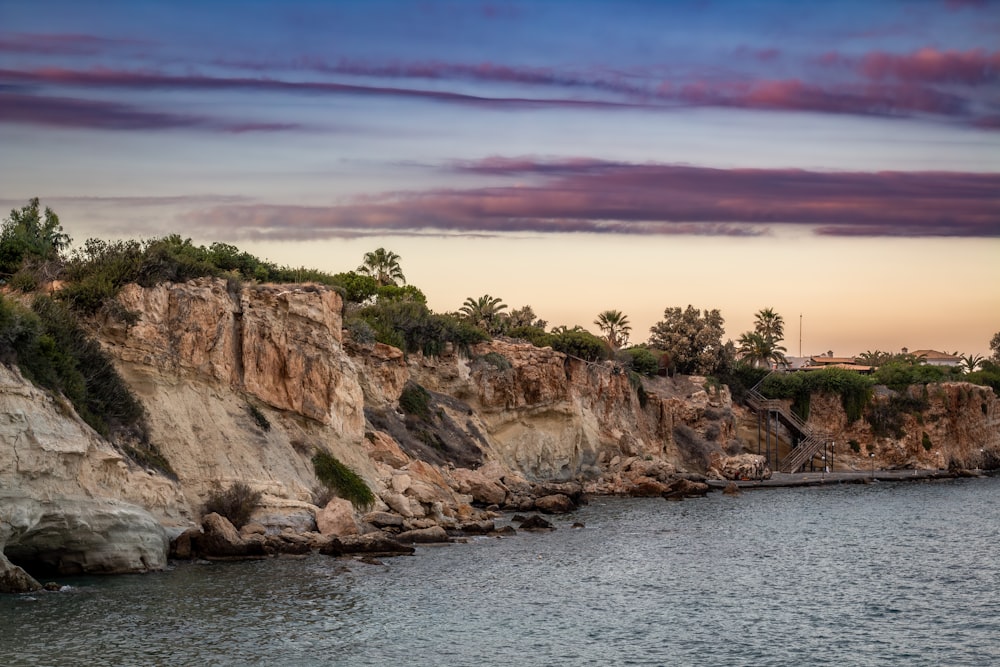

{"left": 3, "top": 476, "right": 999, "bottom": 666}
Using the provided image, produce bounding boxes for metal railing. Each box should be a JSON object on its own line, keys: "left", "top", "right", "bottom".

{"left": 746, "top": 378, "right": 828, "bottom": 473}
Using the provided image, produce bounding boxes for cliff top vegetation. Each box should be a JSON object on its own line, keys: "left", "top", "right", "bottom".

{"left": 2, "top": 197, "right": 998, "bottom": 415}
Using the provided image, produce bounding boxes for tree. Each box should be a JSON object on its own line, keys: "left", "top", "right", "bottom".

{"left": 737, "top": 331, "right": 788, "bottom": 369}
{"left": 594, "top": 309, "right": 631, "bottom": 350}
{"left": 357, "top": 248, "right": 405, "bottom": 287}
{"left": 991, "top": 331, "right": 1000, "bottom": 363}
{"left": 0, "top": 198, "right": 71, "bottom": 280}
{"left": 648, "top": 305, "right": 730, "bottom": 376}
{"left": 960, "top": 353, "right": 984, "bottom": 374}
{"left": 459, "top": 294, "right": 508, "bottom": 335}
{"left": 753, "top": 307, "right": 785, "bottom": 343}
{"left": 506, "top": 305, "right": 547, "bottom": 330}
{"left": 856, "top": 350, "right": 892, "bottom": 367}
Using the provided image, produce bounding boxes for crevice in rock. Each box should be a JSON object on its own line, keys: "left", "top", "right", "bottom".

{"left": 231, "top": 289, "right": 245, "bottom": 389}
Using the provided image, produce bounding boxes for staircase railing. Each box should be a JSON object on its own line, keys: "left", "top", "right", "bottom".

{"left": 746, "top": 377, "right": 828, "bottom": 473}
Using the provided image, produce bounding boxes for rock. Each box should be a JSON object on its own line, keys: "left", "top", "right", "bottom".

{"left": 626, "top": 476, "right": 672, "bottom": 497}
{"left": 662, "top": 478, "right": 710, "bottom": 500}
{"left": 517, "top": 515, "right": 555, "bottom": 531}
{"left": 316, "top": 498, "right": 360, "bottom": 537}
{"left": 534, "top": 494, "right": 576, "bottom": 514}
{"left": 240, "top": 522, "right": 267, "bottom": 536}
{"left": 321, "top": 533, "right": 415, "bottom": 557}
{"left": 169, "top": 527, "right": 202, "bottom": 559}
{"left": 450, "top": 467, "right": 509, "bottom": 506}
{"left": 714, "top": 454, "right": 770, "bottom": 481}
{"left": 396, "top": 526, "right": 451, "bottom": 543}
{"left": 455, "top": 520, "right": 495, "bottom": 535}
{"left": 381, "top": 492, "right": 414, "bottom": 518}
{"left": 363, "top": 511, "right": 405, "bottom": 528}
{"left": 264, "top": 533, "right": 313, "bottom": 555}
{"left": 248, "top": 508, "right": 318, "bottom": 535}
{"left": 2, "top": 497, "right": 169, "bottom": 576}
{"left": 723, "top": 482, "right": 741, "bottom": 496}
{"left": 571, "top": 522, "right": 585, "bottom": 529}
{"left": 391, "top": 474, "right": 412, "bottom": 494}
{"left": 193, "top": 512, "right": 266, "bottom": 559}
{"left": 0, "top": 554, "right": 41, "bottom": 594}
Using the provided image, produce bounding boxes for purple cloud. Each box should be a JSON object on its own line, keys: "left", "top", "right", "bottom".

{"left": 0, "top": 33, "right": 148, "bottom": 56}
{"left": 0, "top": 91, "right": 301, "bottom": 132}
{"left": 179, "top": 159, "right": 1000, "bottom": 241}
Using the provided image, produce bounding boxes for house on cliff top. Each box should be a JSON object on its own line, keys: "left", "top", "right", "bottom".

{"left": 907, "top": 349, "right": 961, "bottom": 367}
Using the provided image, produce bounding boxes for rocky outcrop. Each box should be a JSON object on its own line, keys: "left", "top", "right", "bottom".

{"left": 0, "top": 363, "right": 184, "bottom": 591}
{"left": 13, "top": 276, "right": 994, "bottom": 587}
{"left": 737, "top": 381, "right": 1000, "bottom": 472}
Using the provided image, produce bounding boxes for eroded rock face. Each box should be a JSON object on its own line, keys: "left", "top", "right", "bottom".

{"left": 0, "top": 363, "right": 185, "bottom": 591}
{"left": 760, "top": 382, "right": 1000, "bottom": 471}
{"left": 2, "top": 496, "right": 168, "bottom": 577}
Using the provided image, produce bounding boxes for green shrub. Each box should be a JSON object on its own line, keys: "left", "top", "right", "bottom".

{"left": 312, "top": 451, "right": 375, "bottom": 509}
{"left": 505, "top": 325, "right": 552, "bottom": 347}
{"left": 344, "top": 317, "right": 376, "bottom": 345}
{"left": 480, "top": 351, "right": 511, "bottom": 371}
{"left": 922, "top": 432, "right": 933, "bottom": 451}
{"left": 248, "top": 403, "right": 271, "bottom": 431}
{"left": 203, "top": 481, "right": 261, "bottom": 528}
{"left": 628, "top": 370, "right": 649, "bottom": 407}
{"left": 357, "top": 300, "right": 486, "bottom": 357}
{"left": 866, "top": 393, "right": 926, "bottom": 438}
{"left": 622, "top": 347, "right": 659, "bottom": 376}
{"left": 873, "top": 361, "right": 952, "bottom": 392}
{"left": 548, "top": 329, "right": 608, "bottom": 362}
{"left": 762, "top": 368, "right": 872, "bottom": 423}
{"left": 849, "top": 439, "right": 861, "bottom": 453}
{"left": 399, "top": 382, "right": 431, "bottom": 420}
{"left": 0, "top": 294, "right": 171, "bottom": 475}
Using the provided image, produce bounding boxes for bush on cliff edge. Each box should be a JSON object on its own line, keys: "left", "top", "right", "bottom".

{"left": 312, "top": 451, "right": 375, "bottom": 510}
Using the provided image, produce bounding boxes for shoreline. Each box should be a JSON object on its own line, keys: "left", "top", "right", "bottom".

{"left": 705, "top": 468, "right": 991, "bottom": 490}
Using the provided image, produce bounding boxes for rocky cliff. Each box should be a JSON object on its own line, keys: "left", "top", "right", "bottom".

{"left": 736, "top": 382, "right": 1000, "bottom": 471}
{"left": 4, "top": 277, "right": 996, "bottom": 591}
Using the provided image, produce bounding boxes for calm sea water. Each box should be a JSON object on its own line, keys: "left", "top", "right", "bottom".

{"left": 3, "top": 476, "right": 999, "bottom": 667}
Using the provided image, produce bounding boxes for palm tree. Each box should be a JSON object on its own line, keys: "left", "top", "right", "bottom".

{"left": 594, "top": 310, "right": 631, "bottom": 350}
{"left": 357, "top": 248, "right": 405, "bottom": 287}
{"left": 960, "top": 353, "right": 983, "bottom": 374}
{"left": 737, "top": 331, "right": 788, "bottom": 369}
{"left": 856, "top": 350, "right": 891, "bottom": 367}
{"left": 753, "top": 307, "right": 785, "bottom": 343}
{"left": 460, "top": 294, "right": 508, "bottom": 335}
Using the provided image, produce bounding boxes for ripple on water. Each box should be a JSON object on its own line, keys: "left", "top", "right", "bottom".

{"left": 2, "top": 476, "right": 999, "bottom": 666}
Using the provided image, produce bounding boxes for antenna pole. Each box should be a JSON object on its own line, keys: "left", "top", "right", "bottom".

{"left": 799, "top": 313, "right": 802, "bottom": 358}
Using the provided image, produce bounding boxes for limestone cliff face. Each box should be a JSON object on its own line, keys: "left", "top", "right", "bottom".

{"left": 0, "top": 276, "right": 847, "bottom": 588}
{"left": 408, "top": 339, "right": 737, "bottom": 480}
{"left": 104, "top": 279, "right": 370, "bottom": 511}
{"left": 745, "top": 382, "right": 1000, "bottom": 470}
{"left": 0, "top": 364, "right": 184, "bottom": 591}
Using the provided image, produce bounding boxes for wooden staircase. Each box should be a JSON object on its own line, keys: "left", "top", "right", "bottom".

{"left": 746, "top": 384, "right": 828, "bottom": 473}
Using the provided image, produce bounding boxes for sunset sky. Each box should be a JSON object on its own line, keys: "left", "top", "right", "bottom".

{"left": 2, "top": 0, "right": 998, "bottom": 356}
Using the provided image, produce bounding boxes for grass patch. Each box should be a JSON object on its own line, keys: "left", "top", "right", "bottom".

{"left": 312, "top": 451, "right": 375, "bottom": 510}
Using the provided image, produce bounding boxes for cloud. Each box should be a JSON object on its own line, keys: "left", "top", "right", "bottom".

{"left": 859, "top": 48, "right": 1000, "bottom": 85}
{"left": 0, "top": 33, "right": 148, "bottom": 56}
{"left": 179, "top": 159, "right": 1000, "bottom": 241}
{"left": 2, "top": 60, "right": 995, "bottom": 129}
{"left": 0, "top": 66, "right": 646, "bottom": 112}
{"left": 0, "top": 91, "right": 301, "bottom": 132}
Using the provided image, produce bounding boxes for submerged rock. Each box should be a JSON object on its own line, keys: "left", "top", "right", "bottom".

{"left": 517, "top": 515, "right": 555, "bottom": 532}
{"left": 534, "top": 494, "right": 576, "bottom": 514}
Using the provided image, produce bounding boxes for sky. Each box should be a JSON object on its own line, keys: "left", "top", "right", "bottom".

{"left": 1, "top": 0, "right": 998, "bottom": 357}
